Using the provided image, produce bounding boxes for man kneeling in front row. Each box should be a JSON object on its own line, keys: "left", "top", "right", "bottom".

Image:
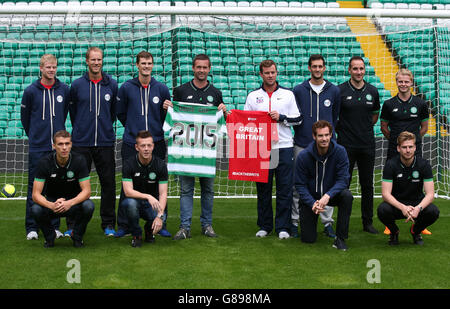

{"left": 294, "top": 120, "right": 353, "bottom": 251}
{"left": 378, "top": 131, "right": 439, "bottom": 245}
{"left": 120, "top": 130, "right": 168, "bottom": 247}
{"left": 31, "top": 130, "right": 94, "bottom": 248}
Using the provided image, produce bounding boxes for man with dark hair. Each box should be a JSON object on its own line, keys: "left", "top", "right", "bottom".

{"left": 116, "top": 50, "right": 172, "bottom": 237}
{"left": 245, "top": 59, "right": 302, "bottom": 239}
{"left": 336, "top": 56, "right": 380, "bottom": 234}
{"left": 69, "top": 46, "right": 118, "bottom": 237}
{"left": 291, "top": 54, "right": 341, "bottom": 238}
{"left": 165, "top": 54, "right": 226, "bottom": 240}
{"left": 120, "top": 130, "right": 168, "bottom": 247}
{"left": 295, "top": 120, "right": 353, "bottom": 251}
{"left": 31, "top": 130, "right": 95, "bottom": 248}
{"left": 21, "top": 54, "right": 70, "bottom": 240}
{"left": 377, "top": 131, "right": 439, "bottom": 246}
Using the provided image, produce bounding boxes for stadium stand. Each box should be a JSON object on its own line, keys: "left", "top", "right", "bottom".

{"left": 0, "top": 0, "right": 448, "bottom": 140}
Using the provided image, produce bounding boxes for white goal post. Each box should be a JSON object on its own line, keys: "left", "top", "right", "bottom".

{"left": 0, "top": 3, "right": 449, "bottom": 199}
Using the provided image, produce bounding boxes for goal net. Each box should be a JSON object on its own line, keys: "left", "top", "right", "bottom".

{"left": 0, "top": 3, "right": 449, "bottom": 199}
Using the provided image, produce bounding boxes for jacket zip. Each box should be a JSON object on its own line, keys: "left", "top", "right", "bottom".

{"left": 42, "top": 88, "right": 56, "bottom": 145}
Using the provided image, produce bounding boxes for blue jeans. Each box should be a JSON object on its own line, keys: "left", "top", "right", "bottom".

{"left": 26, "top": 150, "right": 60, "bottom": 234}
{"left": 179, "top": 176, "right": 214, "bottom": 231}
{"left": 31, "top": 200, "right": 94, "bottom": 242}
{"left": 120, "top": 198, "right": 164, "bottom": 237}
{"left": 117, "top": 141, "right": 168, "bottom": 231}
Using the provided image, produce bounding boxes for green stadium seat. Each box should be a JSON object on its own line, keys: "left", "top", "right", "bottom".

{"left": 118, "top": 57, "right": 133, "bottom": 65}
{"left": 153, "top": 64, "right": 164, "bottom": 75}
{"left": 72, "top": 65, "right": 85, "bottom": 76}
{"left": 246, "top": 82, "right": 260, "bottom": 90}
{"left": 118, "top": 65, "right": 134, "bottom": 75}
{"left": 211, "top": 65, "right": 225, "bottom": 75}
{"left": 240, "top": 64, "right": 256, "bottom": 74}
{"left": 223, "top": 56, "right": 238, "bottom": 65}
{"left": 103, "top": 65, "right": 117, "bottom": 75}
{"left": 229, "top": 81, "right": 245, "bottom": 90}
{"left": 250, "top": 48, "right": 264, "bottom": 57}
{"left": 5, "top": 127, "right": 23, "bottom": 138}
{"left": 118, "top": 48, "right": 133, "bottom": 58}
{"left": 213, "top": 75, "right": 228, "bottom": 84}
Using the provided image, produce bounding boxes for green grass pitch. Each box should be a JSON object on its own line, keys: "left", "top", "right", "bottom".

{"left": 0, "top": 197, "right": 449, "bottom": 289}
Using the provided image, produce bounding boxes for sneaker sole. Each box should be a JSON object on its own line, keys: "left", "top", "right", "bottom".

{"left": 173, "top": 232, "right": 190, "bottom": 240}
{"left": 332, "top": 244, "right": 347, "bottom": 251}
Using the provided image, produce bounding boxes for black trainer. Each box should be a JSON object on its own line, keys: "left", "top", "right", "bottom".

{"left": 72, "top": 239, "right": 84, "bottom": 248}
{"left": 388, "top": 232, "right": 399, "bottom": 245}
{"left": 332, "top": 237, "right": 348, "bottom": 251}
{"left": 363, "top": 224, "right": 379, "bottom": 234}
{"left": 144, "top": 222, "right": 155, "bottom": 243}
{"left": 131, "top": 236, "right": 142, "bottom": 247}
{"left": 411, "top": 227, "right": 424, "bottom": 245}
{"left": 44, "top": 240, "right": 54, "bottom": 248}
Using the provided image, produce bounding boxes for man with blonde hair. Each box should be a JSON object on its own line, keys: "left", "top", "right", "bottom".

{"left": 380, "top": 69, "right": 429, "bottom": 160}
{"left": 380, "top": 69, "right": 431, "bottom": 235}
{"left": 21, "top": 53, "right": 70, "bottom": 240}
{"left": 377, "top": 131, "right": 439, "bottom": 245}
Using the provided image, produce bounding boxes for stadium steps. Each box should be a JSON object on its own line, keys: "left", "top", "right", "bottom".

{"left": 338, "top": 0, "right": 400, "bottom": 97}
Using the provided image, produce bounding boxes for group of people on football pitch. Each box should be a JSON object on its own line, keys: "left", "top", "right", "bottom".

{"left": 21, "top": 48, "right": 440, "bottom": 249}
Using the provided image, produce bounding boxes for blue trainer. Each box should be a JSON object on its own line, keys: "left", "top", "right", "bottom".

{"left": 64, "top": 229, "right": 73, "bottom": 237}
{"left": 158, "top": 228, "right": 172, "bottom": 237}
{"left": 104, "top": 225, "right": 116, "bottom": 237}
{"left": 115, "top": 229, "right": 131, "bottom": 238}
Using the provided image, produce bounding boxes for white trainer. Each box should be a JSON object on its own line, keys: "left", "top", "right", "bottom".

{"left": 255, "top": 230, "right": 268, "bottom": 237}
{"left": 55, "top": 230, "right": 64, "bottom": 239}
{"left": 278, "top": 231, "right": 290, "bottom": 239}
{"left": 26, "top": 231, "right": 38, "bottom": 240}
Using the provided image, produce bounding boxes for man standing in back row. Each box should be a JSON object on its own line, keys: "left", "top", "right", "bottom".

{"left": 116, "top": 51, "right": 172, "bottom": 237}
{"left": 165, "top": 54, "right": 227, "bottom": 240}
{"left": 337, "top": 56, "right": 380, "bottom": 234}
{"left": 245, "top": 59, "right": 302, "bottom": 239}
{"left": 21, "top": 54, "right": 70, "bottom": 240}
{"left": 69, "top": 47, "right": 118, "bottom": 236}
{"left": 380, "top": 68, "right": 429, "bottom": 160}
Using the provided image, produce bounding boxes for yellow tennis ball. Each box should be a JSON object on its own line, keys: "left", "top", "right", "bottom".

{"left": 1, "top": 184, "right": 16, "bottom": 198}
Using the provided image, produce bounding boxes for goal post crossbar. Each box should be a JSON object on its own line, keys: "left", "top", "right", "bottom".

{"left": 0, "top": 4, "right": 449, "bottom": 200}
{"left": 1, "top": 7, "right": 450, "bottom": 19}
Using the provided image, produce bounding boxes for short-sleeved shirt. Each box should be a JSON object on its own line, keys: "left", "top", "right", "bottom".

{"left": 382, "top": 155, "right": 433, "bottom": 205}
{"left": 173, "top": 80, "right": 223, "bottom": 107}
{"left": 380, "top": 95, "right": 428, "bottom": 149}
{"left": 34, "top": 152, "right": 90, "bottom": 200}
{"left": 122, "top": 154, "right": 168, "bottom": 199}
{"left": 337, "top": 80, "right": 380, "bottom": 149}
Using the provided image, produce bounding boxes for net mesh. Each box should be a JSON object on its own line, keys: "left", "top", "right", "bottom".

{"left": 0, "top": 7, "right": 449, "bottom": 198}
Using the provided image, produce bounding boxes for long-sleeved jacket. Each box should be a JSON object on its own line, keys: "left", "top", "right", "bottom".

{"left": 244, "top": 83, "right": 302, "bottom": 149}
{"left": 69, "top": 72, "right": 118, "bottom": 147}
{"left": 294, "top": 139, "right": 350, "bottom": 208}
{"left": 292, "top": 80, "right": 340, "bottom": 148}
{"left": 21, "top": 78, "right": 70, "bottom": 152}
{"left": 116, "top": 77, "right": 171, "bottom": 147}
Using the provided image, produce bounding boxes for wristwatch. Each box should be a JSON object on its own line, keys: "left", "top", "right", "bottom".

{"left": 157, "top": 213, "right": 164, "bottom": 220}
{"left": 418, "top": 206, "right": 423, "bottom": 212}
